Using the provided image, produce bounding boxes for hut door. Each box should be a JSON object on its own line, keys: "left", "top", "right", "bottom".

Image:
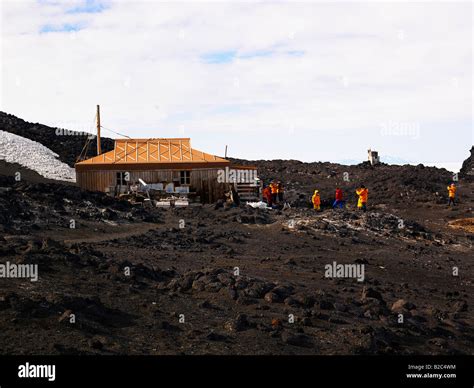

{"left": 116, "top": 172, "right": 128, "bottom": 193}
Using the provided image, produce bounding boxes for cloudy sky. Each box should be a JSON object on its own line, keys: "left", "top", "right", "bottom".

{"left": 1, "top": 0, "right": 472, "bottom": 171}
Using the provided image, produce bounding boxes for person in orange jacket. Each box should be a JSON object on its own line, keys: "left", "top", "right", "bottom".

{"left": 447, "top": 183, "right": 457, "bottom": 206}
{"left": 270, "top": 181, "right": 278, "bottom": 203}
{"left": 356, "top": 185, "right": 369, "bottom": 211}
{"left": 311, "top": 190, "right": 321, "bottom": 210}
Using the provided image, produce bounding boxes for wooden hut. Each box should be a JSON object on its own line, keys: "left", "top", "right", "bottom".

{"left": 75, "top": 138, "right": 258, "bottom": 203}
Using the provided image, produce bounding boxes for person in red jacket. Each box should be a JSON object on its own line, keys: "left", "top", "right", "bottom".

{"left": 263, "top": 185, "right": 273, "bottom": 207}
{"left": 333, "top": 187, "right": 344, "bottom": 209}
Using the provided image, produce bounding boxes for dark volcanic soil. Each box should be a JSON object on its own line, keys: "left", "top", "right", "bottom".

{"left": 0, "top": 111, "right": 472, "bottom": 355}
{"left": 1, "top": 160, "right": 473, "bottom": 355}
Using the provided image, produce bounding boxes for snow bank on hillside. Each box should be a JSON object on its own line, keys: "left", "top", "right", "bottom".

{"left": 0, "top": 130, "right": 76, "bottom": 182}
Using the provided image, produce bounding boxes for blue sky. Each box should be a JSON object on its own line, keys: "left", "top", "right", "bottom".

{"left": 1, "top": 0, "right": 472, "bottom": 171}
{"left": 201, "top": 49, "right": 300, "bottom": 64}
{"left": 65, "top": 0, "right": 109, "bottom": 14}
{"left": 202, "top": 51, "right": 237, "bottom": 64}
{"left": 40, "top": 23, "right": 84, "bottom": 33}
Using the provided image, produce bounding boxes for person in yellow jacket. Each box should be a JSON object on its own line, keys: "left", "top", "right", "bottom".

{"left": 311, "top": 190, "right": 321, "bottom": 210}
{"left": 356, "top": 185, "right": 369, "bottom": 212}
{"left": 447, "top": 183, "right": 456, "bottom": 206}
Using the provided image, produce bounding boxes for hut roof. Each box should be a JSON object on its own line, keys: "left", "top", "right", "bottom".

{"left": 75, "top": 138, "right": 229, "bottom": 167}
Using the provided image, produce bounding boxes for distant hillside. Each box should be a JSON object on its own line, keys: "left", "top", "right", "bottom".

{"left": 229, "top": 157, "right": 456, "bottom": 207}
{"left": 0, "top": 112, "right": 114, "bottom": 167}
{"left": 460, "top": 146, "right": 474, "bottom": 179}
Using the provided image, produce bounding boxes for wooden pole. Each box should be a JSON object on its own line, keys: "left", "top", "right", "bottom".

{"left": 96, "top": 105, "right": 102, "bottom": 155}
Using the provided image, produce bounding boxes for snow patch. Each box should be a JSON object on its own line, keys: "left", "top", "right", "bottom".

{"left": 0, "top": 130, "right": 76, "bottom": 182}
{"left": 246, "top": 201, "right": 269, "bottom": 209}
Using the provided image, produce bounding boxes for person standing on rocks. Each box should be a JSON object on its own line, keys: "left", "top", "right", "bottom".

{"left": 230, "top": 184, "right": 240, "bottom": 206}
{"left": 270, "top": 181, "right": 278, "bottom": 203}
{"left": 277, "top": 181, "right": 284, "bottom": 202}
{"left": 312, "top": 189, "right": 321, "bottom": 211}
{"left": 263, "top": 184, "right": 273, "bottom": 207}
{"left": 356, "top": 185, "right": 368, "bottom": 211}
{"left": 447, "top": 183, "right": 457, "bottom": 206}
{"left": 333, "top": 187, "right": 344, "bottom": 209}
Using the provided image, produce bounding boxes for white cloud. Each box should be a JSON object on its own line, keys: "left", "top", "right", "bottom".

{"left": 0, "top": 0, "right": 472, "bottom": 166}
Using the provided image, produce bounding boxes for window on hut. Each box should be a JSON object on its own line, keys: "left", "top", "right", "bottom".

{"left": 116, "top": 172, "right": 127, "bottom": 186}
{"left": 180, "top": 171, "right": 190, "bottom": 185}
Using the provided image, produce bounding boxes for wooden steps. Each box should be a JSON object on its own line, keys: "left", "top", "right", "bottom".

{"left": 236, "top": 182, "right": 260, "bottom": 201}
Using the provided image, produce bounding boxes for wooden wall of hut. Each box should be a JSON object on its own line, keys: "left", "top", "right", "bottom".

{"left": 76, "top": 168, "right": 233, "bottom": 203}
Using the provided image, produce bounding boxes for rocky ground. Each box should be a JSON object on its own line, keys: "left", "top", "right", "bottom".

{"left": 0, "top": 162, "right": 473, "bottom": 355}
{"left": 0, "top": 112, "right": 473, "bottom": 355}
